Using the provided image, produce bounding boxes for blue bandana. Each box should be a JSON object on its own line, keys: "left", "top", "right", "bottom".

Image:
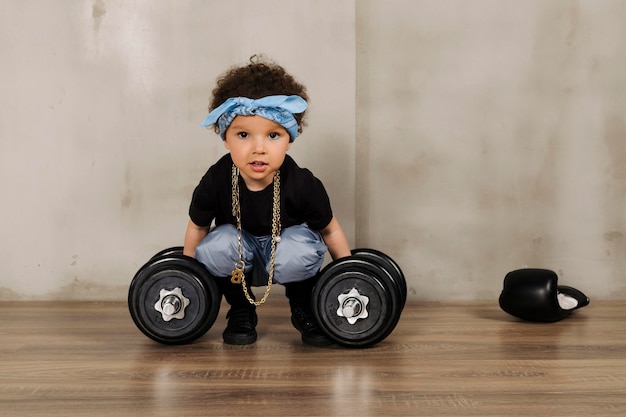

{"left": 200, "top": 95, "right": 308, "bottom": 141}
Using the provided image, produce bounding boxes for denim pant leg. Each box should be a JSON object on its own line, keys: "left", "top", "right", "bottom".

{"left": 194, "top": 224, "right": 254, "bottom": 278}
{"left": 271, "top": 224, "right": 328, "bottom": 284}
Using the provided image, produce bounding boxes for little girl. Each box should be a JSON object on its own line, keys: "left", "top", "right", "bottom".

{"left": 183, "top": 56, "right": 351, "bottom": 346}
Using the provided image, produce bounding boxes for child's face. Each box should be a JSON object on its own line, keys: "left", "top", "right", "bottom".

{"left": 224, "top": 115, "right": 292, "bottom": 191}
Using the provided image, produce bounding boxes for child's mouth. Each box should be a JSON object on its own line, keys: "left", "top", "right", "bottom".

{"left": 250, "top": 161, "right": 267, "bottom": 171}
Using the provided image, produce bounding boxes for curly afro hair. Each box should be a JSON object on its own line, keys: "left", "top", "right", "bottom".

{"left": 208, "top": 55, "right": 309, "bottom": 137}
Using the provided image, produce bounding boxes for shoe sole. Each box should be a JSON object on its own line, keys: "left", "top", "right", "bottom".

{"left": 291, "top": 316, "right": 334, "bottom": 347}
{"left": 223, "top": 333, "right": 257, "bottom": 345}
{"left": 301, "top": 333, "right": 334, "bottom": 347}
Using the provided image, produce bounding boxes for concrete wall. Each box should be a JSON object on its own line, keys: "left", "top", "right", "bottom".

{"left": 0, "top": 0, "right": 355, "bottom": 300}
{"left": 357, "top": 0, "right": 626, "bottom": 300}
{"left": 1, "top": 0, "right": 624, "bottom": 301}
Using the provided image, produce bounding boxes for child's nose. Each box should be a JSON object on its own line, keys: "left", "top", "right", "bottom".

{"left": 253, "top": 137, "right": 266, "bottom": 152}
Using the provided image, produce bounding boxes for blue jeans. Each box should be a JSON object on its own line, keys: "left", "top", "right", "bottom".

{"left": 194, "top": 223, "right": 327, "bottom": 285}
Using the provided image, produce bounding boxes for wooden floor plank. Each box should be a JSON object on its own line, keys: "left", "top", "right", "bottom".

{"left": 1, "top": 300, "right": 625, "bottom": 416}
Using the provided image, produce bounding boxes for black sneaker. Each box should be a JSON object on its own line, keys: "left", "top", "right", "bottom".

{"left": 223, "top": 307, "right": 257, "bottom": 345}
{"left": 290, "top": 305, "right": 333, "bottom": 347}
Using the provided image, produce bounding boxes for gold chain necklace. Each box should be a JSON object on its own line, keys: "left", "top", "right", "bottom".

{"left": 230, "top": 164, "right": 281, "bottom": 306}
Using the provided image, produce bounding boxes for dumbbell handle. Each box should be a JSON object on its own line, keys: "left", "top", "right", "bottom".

{"left": 161, "top": 295, "right": 182, "bottom": 315}
{"left": 341, "top": 298, "right": 362, "bottom": 318}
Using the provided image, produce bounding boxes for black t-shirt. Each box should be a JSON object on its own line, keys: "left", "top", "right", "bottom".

{"left": 189, "top": 154, "right": 333, "bottom": 236}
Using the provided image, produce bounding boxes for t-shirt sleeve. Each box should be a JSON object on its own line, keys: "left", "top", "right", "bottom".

{"left": 300, "top": 173, "right": 334, "bottom": 231}
{"left": 188, "top": 170, "right": 216, "bottom": 227}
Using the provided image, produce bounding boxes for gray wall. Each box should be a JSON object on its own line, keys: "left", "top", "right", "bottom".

{"left": 1, "top": 0, "right": 624, "bottom": 301}
{"left": 357, "top": 0, "right": 626, "bottom": 300}
{"left": 1, "top": 0, "right": 355, "bottom": 300}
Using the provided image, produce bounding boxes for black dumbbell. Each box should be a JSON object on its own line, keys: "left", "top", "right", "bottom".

{"left": 312, "top": 249, "right": 406, "bottom": 348}
{"left": 128, "top": 248, "right": 221, "bottom": 344}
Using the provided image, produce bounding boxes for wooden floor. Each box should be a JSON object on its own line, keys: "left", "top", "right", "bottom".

{"left": 1, "top": 299, "right": 625, "bottom": 417}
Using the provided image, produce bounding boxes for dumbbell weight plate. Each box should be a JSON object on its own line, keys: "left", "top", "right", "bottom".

{"left": 150, "top": 246, "right": 184, "bottom": 260}
{"left": 351, "top": 248, "right": 407, "bottom": 307}
{"left": 348, "top": 254, "right": 405, "bottom": 338}
{"left": 313, "top": 257, "right": 401, "bottom": 348}
{"left": 128, "top": 254, "right": 220, "bottom": 345}
{"left": 133, "top": 246, "right": 185, "bottom": 279}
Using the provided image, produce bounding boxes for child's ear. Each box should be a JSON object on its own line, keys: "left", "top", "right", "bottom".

{"left": 223, "top": 138, "right": 230, "bottom": 150}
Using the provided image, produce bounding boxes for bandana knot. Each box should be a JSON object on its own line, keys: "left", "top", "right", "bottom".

{"left": 200, "top": 95, "right": 307, "bottom": 141}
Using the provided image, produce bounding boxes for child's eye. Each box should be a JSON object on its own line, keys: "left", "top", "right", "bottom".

{"left": 237, "top": 132, "right": 249, "bottom": 139}
{"left": 268, "top": 132, "right": 281, "bottom": 140}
